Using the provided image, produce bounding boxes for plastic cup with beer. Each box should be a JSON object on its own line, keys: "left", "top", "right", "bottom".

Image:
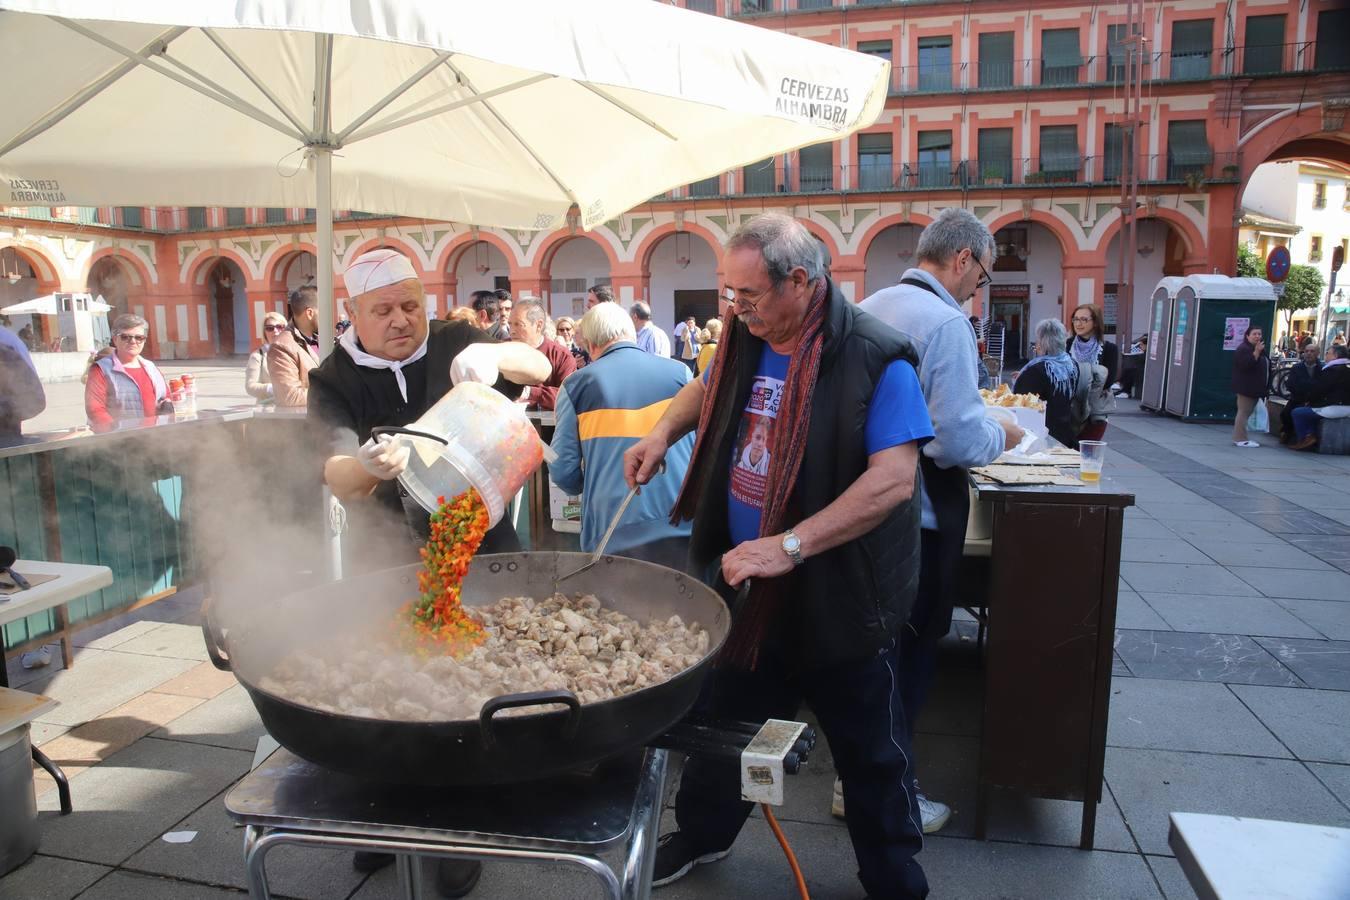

{"left": 1079, "top": 440, "right": 1106, "bottom": 482}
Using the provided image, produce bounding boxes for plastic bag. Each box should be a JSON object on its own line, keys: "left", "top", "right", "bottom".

{"left": 1248, "top": 402, "right": 1270, "bottom": 434}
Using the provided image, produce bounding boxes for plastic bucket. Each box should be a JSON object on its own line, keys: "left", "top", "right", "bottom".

{"left": 373, "top": 382, "right": 544, "bottom": 527}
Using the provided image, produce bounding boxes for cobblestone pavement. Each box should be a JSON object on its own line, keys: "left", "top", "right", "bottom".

{"left": 3, "top": 401, "right": 1348, "bottom": 899}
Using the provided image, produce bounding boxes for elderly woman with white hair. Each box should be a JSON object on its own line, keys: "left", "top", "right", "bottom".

{"left": 245, "top": 311, "right": 287, "bottom": 403}
{"left": 1014, "top": 317, "right": 1086, "bottom": 449}
{"left": 548, "top": 301, "right": 694, "bottom": 567}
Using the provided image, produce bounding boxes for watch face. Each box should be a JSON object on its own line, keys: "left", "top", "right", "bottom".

{"left": 783, "top": 534, "right": 801, "bottom": 552}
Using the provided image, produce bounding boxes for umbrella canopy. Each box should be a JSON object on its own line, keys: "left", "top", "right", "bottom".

{"left": 0, "top": 0, "right": 886, "bottom": 228}
{"left": 0, "top": 0, "right": 887, "bottom": 346}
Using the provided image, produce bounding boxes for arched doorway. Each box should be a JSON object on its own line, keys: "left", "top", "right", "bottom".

{"left": 647, "top": 230, "right": 719, "bottom": 333}
{"left": 862, "top": 223, "right": 923, "bottom": 298}
{"left": 1237, "top": 156, "right": 1350, "bottom": 345}
{"left": 988, "top": 222, "right": 1066, "bottom": 362}
{"left": 277, "top": 250, "right": 317, "bottom": 293}
{"left": 546, "top": 237, "right": 612, "bottom": 319}
{"left": 1104, "top": 219, "right": 1189, "bottom": 342}
{"left": 0, "top": 250, "right": 42, "bottom": 347}
{"left": 208, "top": 259, "right": 249, "bottom": 355}
{"left": 452, "top": 241, "right": 510, "bottom": 308}
{"left": 86, "top": 256, "right": 138, "bottom": 318}
{"left": 0, "top": 245, "right": 61, "bottom": 350}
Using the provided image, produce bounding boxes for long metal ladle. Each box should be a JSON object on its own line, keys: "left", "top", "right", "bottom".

{"left": 555, "top": 461, "right": 664, "bottom": 589}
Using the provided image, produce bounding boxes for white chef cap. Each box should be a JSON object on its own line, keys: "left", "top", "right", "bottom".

{"left": 343, "top": 248, "right": 418, "bottom": 298}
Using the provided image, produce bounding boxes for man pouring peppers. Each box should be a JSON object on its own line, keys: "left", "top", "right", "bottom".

{"left": 306, "top": 247, "right": 550, "bottom": 895}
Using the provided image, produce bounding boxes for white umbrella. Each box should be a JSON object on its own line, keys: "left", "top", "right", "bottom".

{"left": 1, "top": 291, "right": 107, "bottom": 314}
{"left": 0, "top": 0, "right": 888, "bottom": 347}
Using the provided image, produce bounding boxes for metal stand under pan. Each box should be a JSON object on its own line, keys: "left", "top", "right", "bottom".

{"left": 225, "top": 720, "right": 814, "bottom": 900}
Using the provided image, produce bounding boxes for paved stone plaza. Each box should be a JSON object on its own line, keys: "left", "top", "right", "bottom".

{"left": 3, "top": 398, "right": 1348, "bottom": 899}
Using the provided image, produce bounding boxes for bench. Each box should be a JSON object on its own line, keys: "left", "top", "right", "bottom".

{"left": 1317, "top": 415, "right": 1350, "bottom": 454}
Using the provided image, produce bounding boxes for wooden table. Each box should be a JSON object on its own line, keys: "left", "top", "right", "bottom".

{"left": 971, "top": 475, "right": 1134, "bottom": 850}
{"left": 1, "top": 559, "right": 112, "bottom": 815}
{"left": 1169, "top": 812, "right": 1350, "bottom": 899}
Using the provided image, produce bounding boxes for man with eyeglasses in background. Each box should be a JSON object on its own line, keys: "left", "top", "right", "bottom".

{"left": 269, "top": 286, "right": 322, "bottom": 408}
{"left": 856, "top": 207, "right": 1023, "bottom": 835}
{"left": 84, "top": 313, "right": 171, "bottom": 431}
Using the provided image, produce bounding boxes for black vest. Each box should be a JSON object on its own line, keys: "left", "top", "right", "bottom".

{"left": 687, "top": 279, "right": 923, "bottom": 670}
{"left": 308, "top": 320, "right": 520, "bottom": 568}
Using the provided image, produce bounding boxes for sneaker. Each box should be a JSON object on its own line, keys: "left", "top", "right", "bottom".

{"left": 352, "top": 851, "right": 394, "bottom": 873}
{"left": 652, "top": 831, "right": 730, "bottom": 887}
{"left": 20, "top": 646, "right": 52, "bottom": 669}
{"left": 917, "top": 793, "right": 952, "bottom": 834}
{"left": 1234, "top": 440, "right": 1261, "bottom": 448}
{"left": 831, "top": 778, "right": 951, "bottom": 833}
{"left": 434, "top": 859, "right": 482, "bottom": 898}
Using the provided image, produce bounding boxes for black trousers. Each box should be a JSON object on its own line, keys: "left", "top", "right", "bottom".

{"left": 898, "top": 531, "right": 950, "bottom": 745}
{"left": 674, "top": 641, "right": 929, "bottom": 900}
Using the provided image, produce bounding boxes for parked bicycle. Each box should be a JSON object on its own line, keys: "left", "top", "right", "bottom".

{"left": 1268, "top": 356, "right": 1298, "bottom": 399}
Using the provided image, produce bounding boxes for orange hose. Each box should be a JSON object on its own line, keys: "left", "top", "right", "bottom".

{"left": 761, "top": 802, "right": 810, "bottom": 900}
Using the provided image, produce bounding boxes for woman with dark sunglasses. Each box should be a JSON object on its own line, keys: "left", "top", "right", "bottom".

{"left": 84, "top": 313, "right": 172, "bottom": 430}
{"left": 245, "top": 311, "right": 288, "bottom": 403}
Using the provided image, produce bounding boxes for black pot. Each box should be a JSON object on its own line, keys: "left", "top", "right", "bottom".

{"left": 205, "top": 552, "right": 728, "bottom": 785}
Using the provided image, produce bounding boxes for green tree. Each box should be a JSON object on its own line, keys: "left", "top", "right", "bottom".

{"left": 1236, "top": 243, "right": 1263, "bottom": 278}
{"left": 1279, "top": 264, "right": 1324, "bottom": 332}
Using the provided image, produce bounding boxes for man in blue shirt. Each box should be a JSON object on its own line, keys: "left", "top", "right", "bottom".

{"left": 626, "top": 213, "right": 934, "bottom": 900}
{"left": 630, "top": 301, "right": 671, "bottom": 357}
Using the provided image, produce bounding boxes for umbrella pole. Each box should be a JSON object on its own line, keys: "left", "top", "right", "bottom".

{"left": 314, "top": 145, "right": 344, "bottom": 583}
{"left": 315, "top": 146, "right": 335, "bottom": 358}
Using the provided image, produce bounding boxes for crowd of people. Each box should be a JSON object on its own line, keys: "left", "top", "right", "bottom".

{"left": 3, "top": 200, "right": 1346, "bottom": 899}
{"left": 1240, "top": 330, "right": 1350, "bottom": 451}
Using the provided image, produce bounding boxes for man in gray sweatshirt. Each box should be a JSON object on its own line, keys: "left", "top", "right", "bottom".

{"left": 845, "top": 208, "right": 1023, "bottom": 832}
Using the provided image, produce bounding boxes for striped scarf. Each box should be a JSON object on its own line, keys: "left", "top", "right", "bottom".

{"left": 672, "top": 277, "right": 829, "bottom": 669}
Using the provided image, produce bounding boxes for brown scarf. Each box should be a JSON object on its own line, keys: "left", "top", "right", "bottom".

{"left": 671, "top": 278, "right": 830, "bottom": 669}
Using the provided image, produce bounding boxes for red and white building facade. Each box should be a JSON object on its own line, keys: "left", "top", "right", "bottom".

{"left": 3, "top": 0, "right": 1348, "bottom": 361}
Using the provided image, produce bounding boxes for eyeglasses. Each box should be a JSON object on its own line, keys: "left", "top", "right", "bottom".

{"left": 264, "top": 324, "right": 287, "bottom": 333}
{"left": 115, "top": 333, "right": 146, "bottom": 344}
{"left": 1072, "top": 315, "right": 1094, "bottom": 324}
{"left": 972, "top": 255, "right": 992, "bottom": 291}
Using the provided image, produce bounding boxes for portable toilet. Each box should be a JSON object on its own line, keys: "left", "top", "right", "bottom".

{"left": 1139, "top": 276, "right": 1185, "bottom": 413}
{"left": 1163, "top": 275, "right": 1276, "bottom": 421}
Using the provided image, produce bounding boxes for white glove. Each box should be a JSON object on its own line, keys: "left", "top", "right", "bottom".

{"left": 449, "top": 343, "right": 500, "bottom": 386}
{"left": 357, "top": 435, "right": 410, "bottom": 481}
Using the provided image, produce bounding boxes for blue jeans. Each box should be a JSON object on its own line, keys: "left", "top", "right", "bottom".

{"left": 1292, "top": 406, "right": 1322, "bottom": 442}
{"left": 674, "top": 639, "right": 929, "bottom": 899}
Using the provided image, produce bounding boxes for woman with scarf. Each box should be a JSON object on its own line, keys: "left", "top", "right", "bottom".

{"left": 1067, "top": 303, "right": 1118, "bottom": 441}
{"left": 1014, "top": 317, "right": 1084, "bottom": 449}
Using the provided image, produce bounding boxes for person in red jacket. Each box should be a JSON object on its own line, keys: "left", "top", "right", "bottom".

{"left": 508, "top": 297, "right": 576, "bottom": 411}
{"left": 84, "top": 314, "right": 169, "bottom": 431}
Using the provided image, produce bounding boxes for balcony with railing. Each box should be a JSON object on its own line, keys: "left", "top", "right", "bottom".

{"left": 651, "top": 151, "right": 1239, "bottom": 200}
{"left": 883, "top": 41, "right": 1341, "bottom": 95}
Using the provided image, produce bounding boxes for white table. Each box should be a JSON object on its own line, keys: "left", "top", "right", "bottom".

{"left": 2, "top": 559, "right": 112, "bottom": 815}
{"left": 0, "top": 559, "right": 114, "bottom": 636}
{"left": 1169, "top": 812, "right": 1350, "bottom": 900}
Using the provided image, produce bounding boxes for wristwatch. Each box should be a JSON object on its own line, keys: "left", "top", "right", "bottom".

{"left": 780, "top": 530, "right": 804, "bottom": 566}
